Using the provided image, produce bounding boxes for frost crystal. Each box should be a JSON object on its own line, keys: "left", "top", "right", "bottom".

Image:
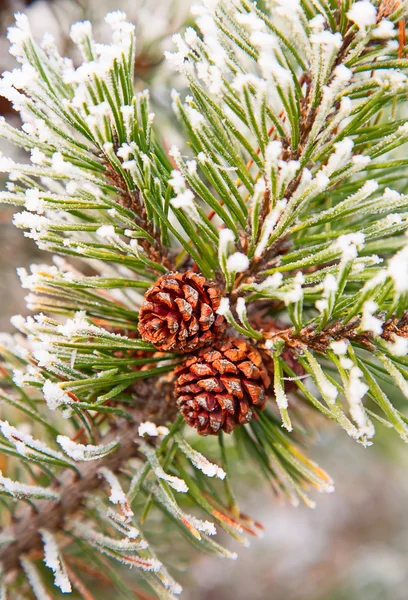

{"left": 347, "top": 1, "right": 377, "bottom": 28}
{"left": 373, "top": 20, "right": 395, "bottom": 39}
{"left": 330, "top": 340, "right": 349, "bottom": 356}
{"left": 361, "top": 300, "right": 383, "bottom": 335}
{"left": 57, "top": 436, "right": 118, "bottom": 461}
{"left": 226, "top": 252, "right": 250, "bottom": 273}
{"left": 346, "top": 367, "right": 374, "bottom": 442}
{"left": 216, "top": 297, "right": 230, "bottom": 316}
{"left": 40, "top": 529, "right": 72, "bottom": 593}
{"left": 42, "top": 381, "right": 73, "bottom": 411}
{"left": 138, "top": 422, "right": 170, "bottom": 437}
{"left": 385, "top": 336, "right": 408, "bottom": 357}
{"left": 388, "top": 246, "right": 408, "bottom": 293}
{"left": 99, "top": 467, "right": 134, "bottom": 522}
{"left": 177, "top": 438, "right": 226, "bottom": 479}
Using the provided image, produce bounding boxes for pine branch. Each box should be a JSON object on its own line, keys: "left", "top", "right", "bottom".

{"left": 0, "top": 1, "right": 408, "bottom": 597}
{"left": 0, "top": 417, "right": 143, "bottom": 574}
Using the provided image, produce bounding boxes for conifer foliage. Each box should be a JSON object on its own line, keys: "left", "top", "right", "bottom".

{"left": 0, "top": 0, "right": 408, "bottom": 596}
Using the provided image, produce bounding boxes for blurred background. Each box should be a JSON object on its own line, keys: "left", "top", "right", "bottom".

{"left": 1, "top": 1, "right": 408, "bottom": 598}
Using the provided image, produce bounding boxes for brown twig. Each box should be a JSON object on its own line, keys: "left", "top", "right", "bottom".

{"left": 261, "top": 313, "right": 408, "bottom": 355}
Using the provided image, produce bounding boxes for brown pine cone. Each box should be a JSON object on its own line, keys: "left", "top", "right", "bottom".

{"left": 138, "top": 271, "right": 226, "bottom": 353}
{"left": 174, "top": 338, "right": 271, "bottom": 436}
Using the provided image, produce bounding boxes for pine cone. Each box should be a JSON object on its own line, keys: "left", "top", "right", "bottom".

{"left": 138, "top": 271, "right": 226, "bottom": 353}
{"left": 174, "top": 338, "right": 271, "bottom": 435}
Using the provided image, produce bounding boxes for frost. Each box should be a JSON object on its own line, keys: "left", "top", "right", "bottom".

{"left": 265, "top": 141, "right": 282, "bottom": 168}
{"left": 330, "top": 340, "right": 349, "bottom": 355}
{"left": 13, "top": 212, "right": 50, "bottom": 231}
{"left": 384, "top": 336, "right": 408, "bottom": 357}
{"left": 33, "top": 348, "right": 57, "bottom": 367}
{"left": 388, "top": 246, "right": 408, "bottom": 293}
{"left": 57, "top": 311, "right": 90, "bottom": 337}
{"left": 57, "top": 436, "right": 119, "bottom": 461}
{"left": 216, "top": 297, "right": 230, "bottom": 316}
{"left": 138, "top": 422, "right": 170, "bottom": 437}
{"left": 273, "top": 368, "right": 291, "bottom": 431}
{"left": 105, "top": 11, "right": 127, "bottom": 26}
{"left": 0, "top": 472, "right": 59, "bottom": 500}
{"left": 171, "top": 189, "right": 195, "bottom": 209}
{"left": 70, "top": 20, "right": 92, "bottom": 44}
{"left": 96, "top": 225, "right": 116, "bottom": 239}
{"left": 255, "top": 200, "right": 287, "bottom": 258}
{"left": 142, "top": 443, "right": 188, "bottom": 493}
{"left": 188, "top": 515, "right": 216, "bottom": 536}
{"left": 347, "top": 1, "right": 377, "bottom": 28}
{"left": 1, "top": 421, "right": 40, "bottom": 456}
{"left": 7, "top": 13, "right": 31, "bottom": 60}
{"left": 316, "top": 274, "right": 337, "bottom": 313}
{"left": 346, "top": 367, "right": 374, "bottom": 442}
{"left": 283, "top": 280, "right": 303, "bottom": 305}
{"left": 373, "top": 20, "right": 395, "bottom": 39}
{"left": 177, "top": 437, "right": 226, "bottom": 479}
{"left": 99, "top": 467, "right": 134, "bottom": 522}
{"left": 305, "top": 350, "right": 338, "bottom": 404}
{"left": 165, "top": 34, "right": 191, "bottom": 71}
{"left": 25, "top": 189, "right": 45, "bottom": 213}
{"left": 324, "top": 138, "right": 354, "bottom": 176}
{"left": 40, "top": 529, "right": 72, "bottom": 593}
{"left": 21, "top": 557, "right": 52, "bottom": 600}
{"left": 43, "top": 380, "right": 73, "bottom": 411}
{"left": 310, "top": 31, "right": 342, "bottom": 49}
{"left": 257, "top": 273, "right": 283, "bottom": 292}
{"left": 323, "top": 274, "right": 338, "bottom": 294}
{"left": 361, "top": 300, "right": 383, "bottom": 335}
{"left": 226, "top": 252, "right": 250, "bottom": 273}
{"left": 219, "top": 228, "right": 235, "bottom": 245}
{"left": 340, "top": 357, "right": 354, "bottom": 370}
{"left": 336, "top": 233, "right": 365, "bottom": 260}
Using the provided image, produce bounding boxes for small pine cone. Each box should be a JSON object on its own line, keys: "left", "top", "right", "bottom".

{"left": 174, "top": 338, "right": 271, "bottom": 436}
{"left": 138, "top": 271, "right": 226, "bottom": 353}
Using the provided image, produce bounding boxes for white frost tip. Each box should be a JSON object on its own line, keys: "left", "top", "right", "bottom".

{"left": 373, "top": 20, "right": 395, "bottom": 39}
{"left": 347, "top": 1, "right": 377, "bottom": 29}
{"left": 334, "top": 64, "right": 353, "bottom": 83}
{"left": 40, "top": 529, "right": 72, "bottom": 593}
{"left": 57, "top": 435, "right": 118, "bottom": 461}
{"left": 43, "top": 380, "right": 73, "bottom": 411}
{"left": 330, "top": 340, "right": 349, "bottom": 355}
{"left": 181, "top": 443, "right": 226, "bottom": 479}
{"left": 138, "top": 421, "right": 170, "bottom": 437}
{"left": 385, "top": 336, "right": 408, "bottom": 357}
{"left": 96, "top": 225, "right": 116, "bottom": 239}
{"left": 310, "top": 31, "right": 342, "bottom": 49}
{"left": 99, "top": 467, "right": 134, "bottom": 522}
{"left": 105, "top": 11, "right": 127, "bottom": 26}
{"left": 361, "top": 300, "right": 383, "bottom": 335}
{"left": 70, "top": 20, "right": 92, "bottom": 44}
{"left": 336, "top": 232, "right": 365, "bottom": 261}
{"left": 226, "top": 252, "right": 249, "bottom": 273}
{"left": 388, "top": 246, "right": 408, "bottom": 293}
{"left": 219, "top": 228, "right": 235, "bottom": 244}
{"left": 216, "top": 297, "right": 230, "bottom": 316}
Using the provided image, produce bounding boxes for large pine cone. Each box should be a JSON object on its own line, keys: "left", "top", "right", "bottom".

{"left": 174, "top": 338, "right": 271, "bottom": 435}
{"left": 138, "top": 271, "right": 226, "bottom": 353}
